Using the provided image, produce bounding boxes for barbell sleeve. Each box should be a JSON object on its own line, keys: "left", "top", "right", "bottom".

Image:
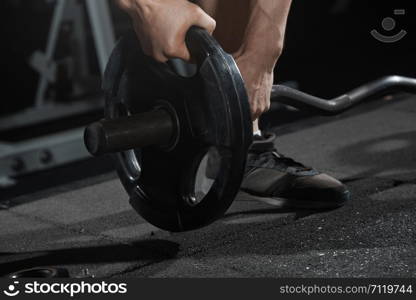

{"left": 84, "top": 109, "right": 175, "bottom": 156}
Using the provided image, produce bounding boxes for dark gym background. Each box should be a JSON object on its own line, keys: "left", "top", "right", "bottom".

{"left": 2, "top": 1, "right": 415, "bottom": 113}
{"left": 280, "top": 0, "right": 415, "bottom": 96}
{"left": 1, "top": 0, "right": 415, "bottom": 197}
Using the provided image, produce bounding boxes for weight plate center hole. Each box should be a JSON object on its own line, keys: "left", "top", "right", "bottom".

{"left": 186, "top": 147, "right": 221, "bottom": 206}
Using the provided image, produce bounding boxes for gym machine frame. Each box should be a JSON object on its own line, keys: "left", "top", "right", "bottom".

{"left": 0, "top": 0, "right": 116, "bottom": 187}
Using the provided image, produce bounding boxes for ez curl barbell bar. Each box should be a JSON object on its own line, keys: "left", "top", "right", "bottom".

{"left": 271, "top": 75, "right": 416, "bottom": 115}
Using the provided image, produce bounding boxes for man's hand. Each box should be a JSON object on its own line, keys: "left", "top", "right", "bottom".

{"left": 233, "top": 34, "right": 283, "bottom": 121}
{"left": 197, "top": 0, "right": 291, "bottom": 121}
{"left": 116, "top": 0, "right": 216, "bottom": 62}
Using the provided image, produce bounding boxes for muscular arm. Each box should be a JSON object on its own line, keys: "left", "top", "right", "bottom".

{"left": 239, "top": 0, "right": 292, "bottom": 71}
{"left": 240, "top": 0, "right": 292, "bottom": 122}
{"left": 199, "top": 0, "right": 292, "bottom": 124}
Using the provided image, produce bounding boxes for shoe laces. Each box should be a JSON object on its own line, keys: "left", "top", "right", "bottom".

{"left": 249, "top": 133, "right": 312, "bottom": 172}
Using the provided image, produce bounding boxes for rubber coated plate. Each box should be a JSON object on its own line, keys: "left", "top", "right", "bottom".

{"left": 103, "top": 28, "right": 252, "bottom": 231}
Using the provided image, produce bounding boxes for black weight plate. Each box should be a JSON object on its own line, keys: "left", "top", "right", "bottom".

{"left": 103, "top": 28, "right": 252, "bottom": 232}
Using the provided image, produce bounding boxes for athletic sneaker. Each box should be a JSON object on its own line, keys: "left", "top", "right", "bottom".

{"left": 241, "top": 133, "right": 350, "bottom": 209}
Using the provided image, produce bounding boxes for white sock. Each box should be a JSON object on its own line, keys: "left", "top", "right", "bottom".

{"left": 253, "top": 130, "right": 262, "bottom": 137}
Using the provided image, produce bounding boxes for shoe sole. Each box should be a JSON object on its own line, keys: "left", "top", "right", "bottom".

{"left": 238, "top": 190, "right": 350, "bottom": 210}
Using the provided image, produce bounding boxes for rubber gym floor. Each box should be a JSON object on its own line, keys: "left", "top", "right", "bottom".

{"left": 1, "top": 94, "right": 415, "bottom": 278}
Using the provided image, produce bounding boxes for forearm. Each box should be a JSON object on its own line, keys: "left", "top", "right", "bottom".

{"left": 240, "top": 0, "right": 292, "bottom": 72}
